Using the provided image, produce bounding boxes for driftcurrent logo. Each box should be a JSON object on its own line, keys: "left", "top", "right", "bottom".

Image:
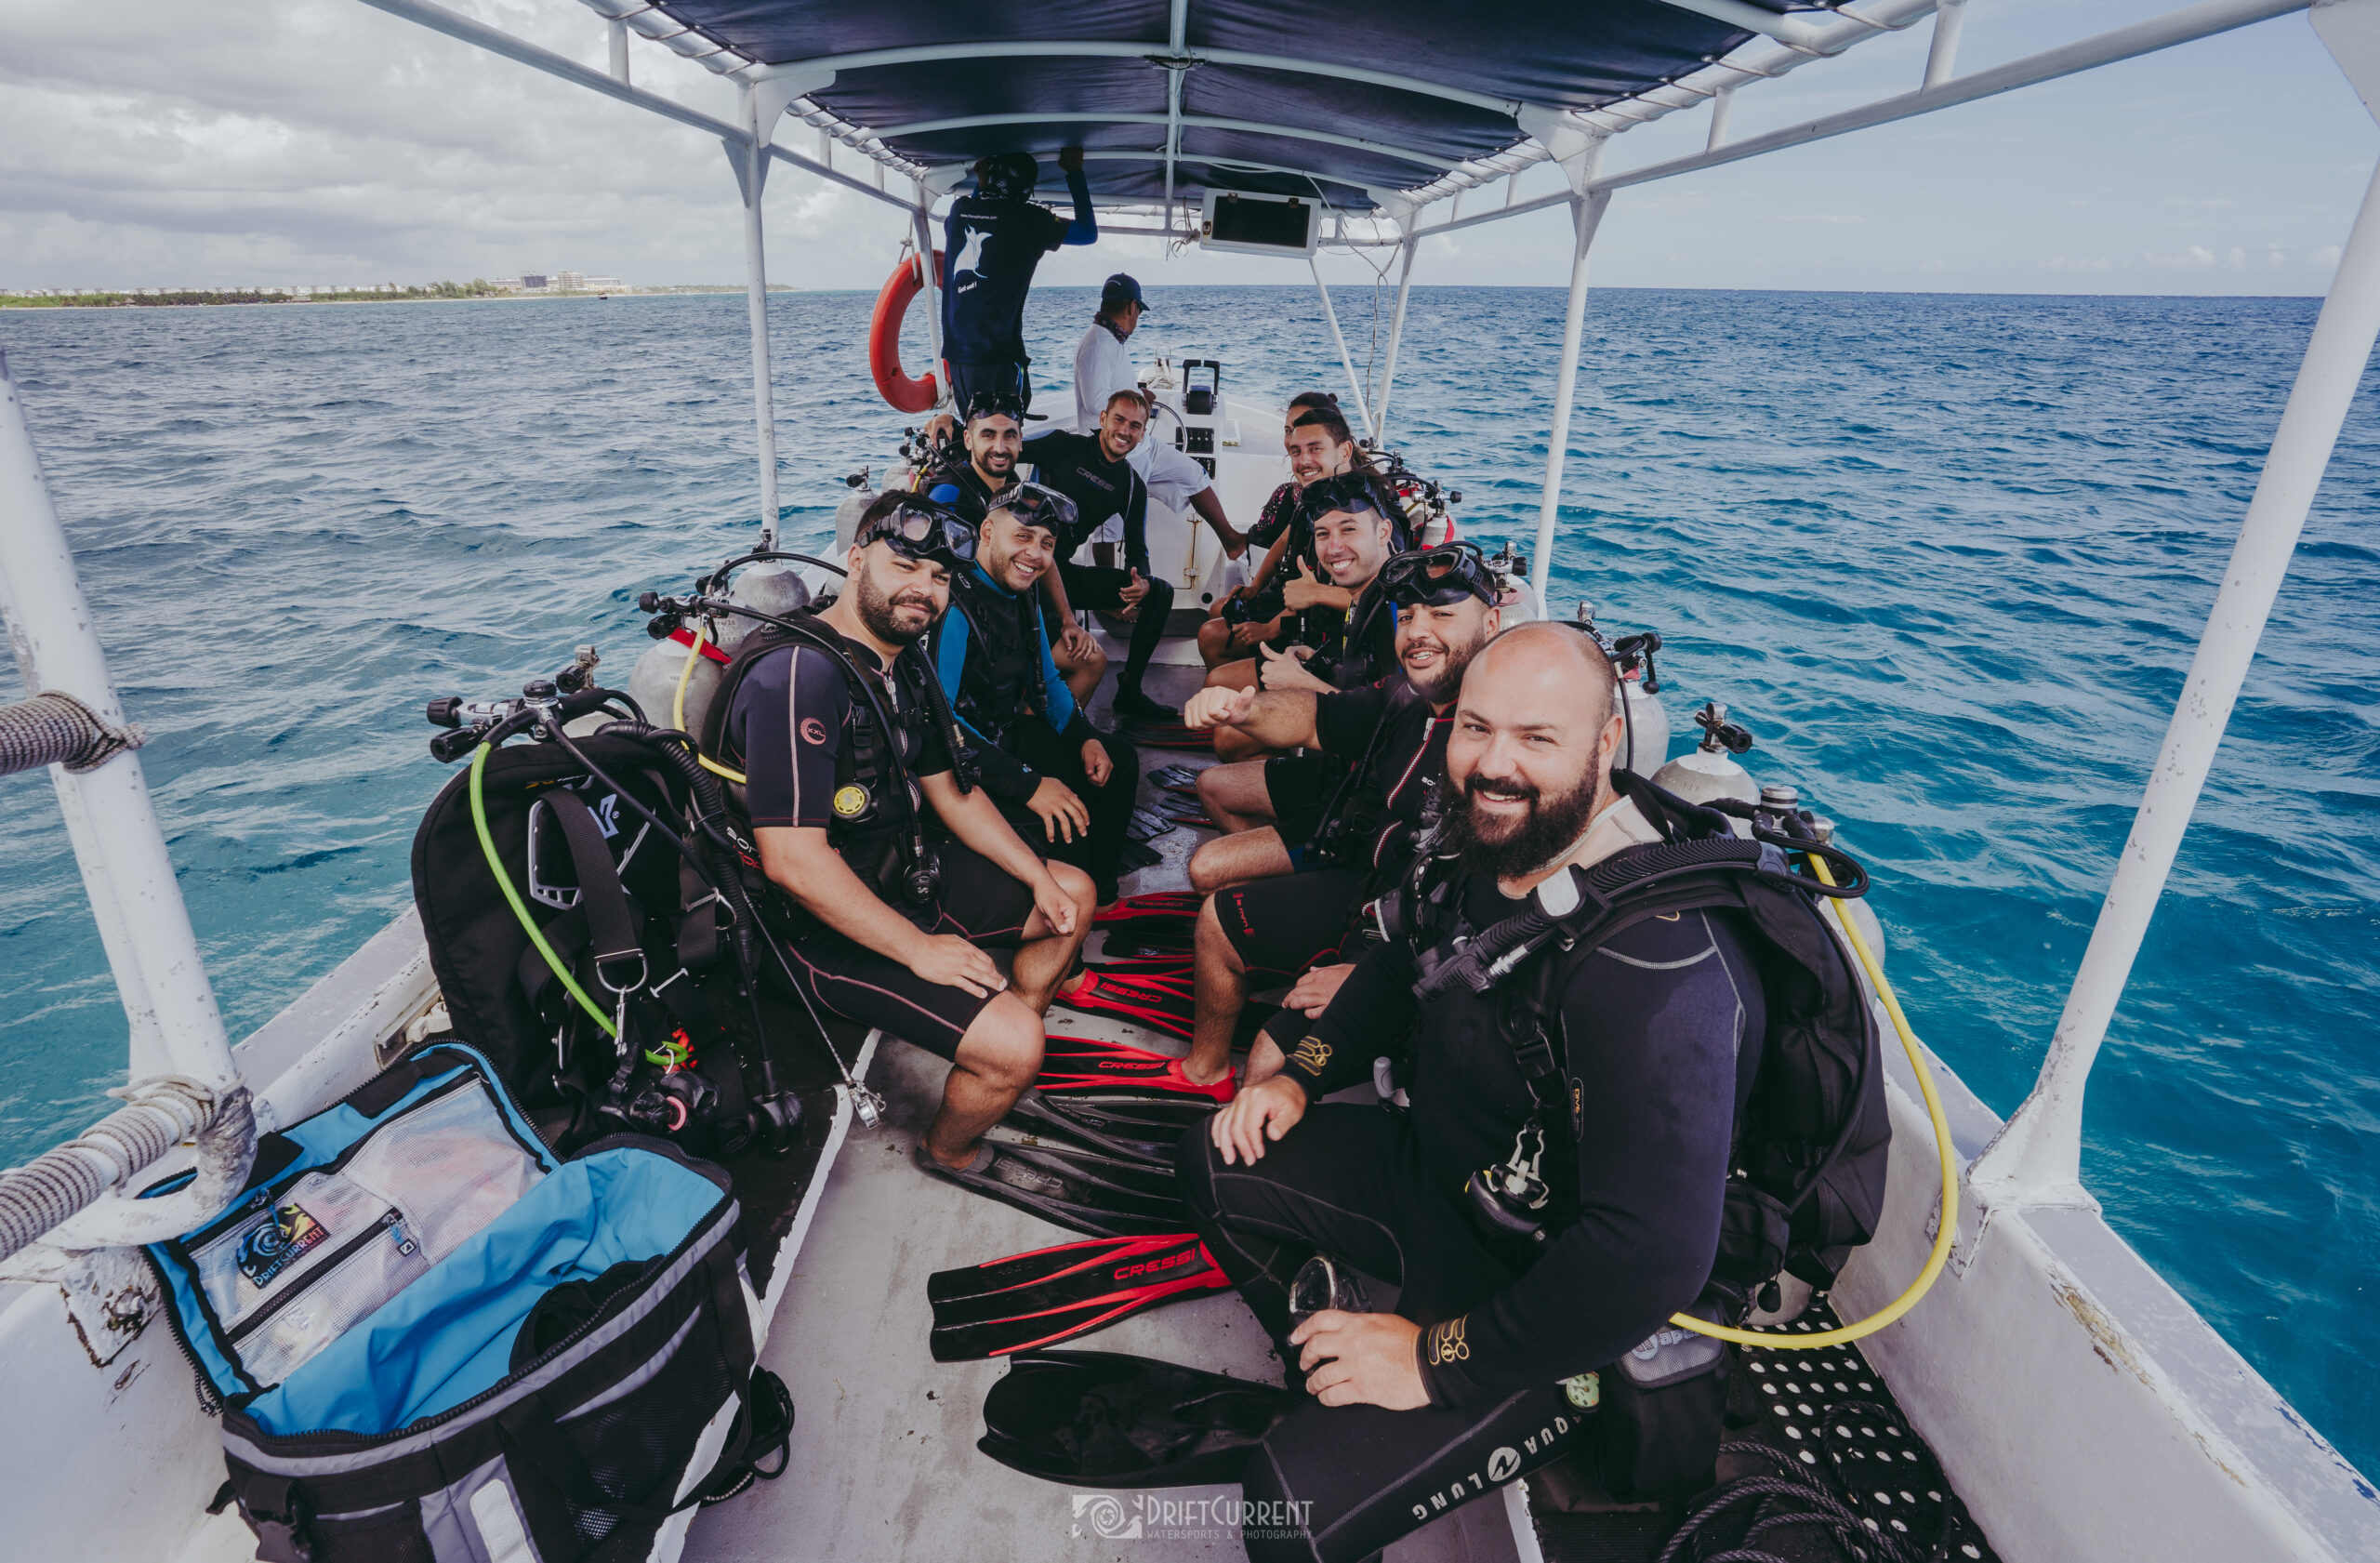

{"left": 1070, "top": 1493, "right": 1140, "bottom": 1540}
{"left": 1069, "top": 1493, "right": 1310, "bottom": 1543}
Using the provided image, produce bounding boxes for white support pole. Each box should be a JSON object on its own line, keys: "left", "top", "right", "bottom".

{"left": 1527, "top": 191, "right": 1614, "bottom": 603}
{"left": 0, "top": 352, "right": 236, "bottom": 1087}
{"left": 1924, "top": 0, "right": 1969, "bottom": 87}
{"left": 1309, "top": 258, "right": 1375, "bottom": 435}
{"left": 607, "top": 17, "right": 628, "bottom": 84}
{"left": 1969, "top": 149, "right": 2380, "bottom": 1204}
{"left": 1369, "top": 236, "right": 1419, "bottom": 444}
{"left": 910, "top": 205, "right": 945, "bottom": 406}
{"left": 1707, "top": 86, "right": 1736, "bottom": 152}
{"left": 735, "top": 85, "right": 783, "bottom": 548}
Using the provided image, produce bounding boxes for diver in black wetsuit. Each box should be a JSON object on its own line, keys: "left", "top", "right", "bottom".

{"left": 1174, "top": 542, "right": 1505, "bottom": 1087}
{"left": 928, "top": 488, "right": 1143, "bottom": 903}
{"left": 1021, "top": 388, "right": 1179, "bottom": 722}
{"left": 1175, "top": 622, "right": 1766, "bottom": 1563}
{"left": 941, "top": 147, "right": 1096, "bottom": 415}
{"left": 714, "top": 492, "right": 1095, "bottom": 1172}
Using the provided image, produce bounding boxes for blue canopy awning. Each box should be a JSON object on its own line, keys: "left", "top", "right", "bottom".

{"left": 634, "top": 0, "right": 1820, "bottom": 208}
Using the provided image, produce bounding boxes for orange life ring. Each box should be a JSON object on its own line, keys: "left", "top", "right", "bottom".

{"left": 868, "top": 248, "right": 942, "bottom": 414}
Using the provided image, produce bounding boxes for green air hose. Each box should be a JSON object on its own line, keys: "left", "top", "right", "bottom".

{"left": 468, "top": 738, "right": 616, "bottom": 1041}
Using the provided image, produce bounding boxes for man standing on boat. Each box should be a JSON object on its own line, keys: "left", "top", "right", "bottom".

{"left": 928, "top": 484, "right": 1144, "bottom": 904}
{"left": 1171, "top": 542, "right": 1503, "bottom": 1090}
{"left": 1181, "top": 623, "right": 1762, "bottom": 1560}
{"left": 941, "top": 147, "right": 1097, "bottom": 417}
{"left": 711, "top": 493, "right": 1096, "bottom": 1182}
{"left": 1070, "top": 272, "right": 1246, "bottom": 559}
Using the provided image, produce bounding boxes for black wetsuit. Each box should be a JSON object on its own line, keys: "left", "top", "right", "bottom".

{"left": 1178, "top": 869, "right": 1765, "bottom": 1561}
{"left": 1219, "top": 682, "right": 1451, "bottom": 983}
{"left": 940, "top": 169, "right": 1094, "bottom": 414}
{"left": 1302, "top": 576, "right": 1396, "bottom": 690}
{"left": 1022, "top": 428, "right": 1176, "bottom": 699}
{"left": 719, "top": 629, "right": 1035, "bottom": 1058}
{"left": 931, "top": 565, "right": 1141, "bottom": 902}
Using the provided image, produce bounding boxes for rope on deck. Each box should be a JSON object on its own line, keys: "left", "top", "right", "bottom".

{"left": 0, "top": 690, "right": 145, "bottom": 778}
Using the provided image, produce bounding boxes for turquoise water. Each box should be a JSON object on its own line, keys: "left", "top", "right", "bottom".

{"left": 2, "top": 285, "right": 2373, "bottom": 1472}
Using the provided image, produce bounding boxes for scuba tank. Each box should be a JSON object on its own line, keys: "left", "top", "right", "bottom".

{"left": 1617, "top": 679, "right": 1669, "bottom": 776}
{"left": 833, "top": 477, "right": 878, "bottom": 554}
{"left": 1651, "top": 701, "right": 1758, "bottom": 830}
{"left": 626, "top": 561, "right": 813, "bottom": 741}
{"left": 1568, "top": 601, "right": 1669, "bottom": 777}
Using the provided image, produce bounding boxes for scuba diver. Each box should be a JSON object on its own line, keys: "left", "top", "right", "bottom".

{"left": 1173, "top": 543, "right": 1503, "bottom": 1088}
{"left": 1198, "top": 399, "right": 1406, "bottom": 672}
{"left": 925, "top": 396, "right": 1105, "bottom": 703}
{"left": 1199, "top": 464, "right": 1405, "bottom": 836}
{"left": 1176, "top": 622, "right": 1766, "bottom": 1561}
{"left": 927, "top": 484, "right": 1143, "bottom": 904}
{"left": 1020, "top": 388, "right": 1181, "bottom": 722}
{"left": 1071, "top": 272, "right": 1247, "bottom": 558}
{"left": 708, "top": 492, "right": 1096, "bottom": 1181}
{"left": 941, "top": 147, "right": 1096, "bottom": 416}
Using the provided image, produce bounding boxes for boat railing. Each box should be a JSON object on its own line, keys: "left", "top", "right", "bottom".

{"left": 0, "top": 351, "right": 257, "bottom": 1279}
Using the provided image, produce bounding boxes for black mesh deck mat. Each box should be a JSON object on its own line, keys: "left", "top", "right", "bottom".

{"left": 1533, "top": 1298, "right": 2003, "bottom": 1563}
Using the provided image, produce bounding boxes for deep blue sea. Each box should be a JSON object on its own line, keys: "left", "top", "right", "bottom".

{"left": 2, "top": 285, "right": 2373, "bottom": 1471}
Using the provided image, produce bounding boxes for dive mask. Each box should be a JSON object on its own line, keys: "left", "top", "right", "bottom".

{"left": 1381, "top": 540, "right": 1497, "bottom": 607}
{"left": 858, "top": 497, "right": 975, "bottom": 567}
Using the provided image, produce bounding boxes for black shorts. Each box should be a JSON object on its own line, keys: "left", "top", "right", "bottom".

{"left": 772, "top": 838, "right": 1036, "bottom": 1060}
{"left": 1213, "top": 867, "right": 1362, "bottom": 986}
{"left": 1263, "top": 751, "right": 1342, "bottom": 850}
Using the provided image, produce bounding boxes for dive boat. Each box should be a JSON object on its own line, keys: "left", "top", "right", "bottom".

{"left": 2, "top": 2, "right": 2377, "bottom": 1561}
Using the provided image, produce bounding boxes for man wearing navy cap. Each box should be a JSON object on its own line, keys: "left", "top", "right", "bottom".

{"left": 1073, "top": 273, "right": 1247, "bottom": 566}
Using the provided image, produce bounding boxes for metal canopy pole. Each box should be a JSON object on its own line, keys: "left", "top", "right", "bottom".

{"left": 734, "top": 85, "right": 784, "bottom": 547}
{"left": 1971, "top": 51, "right": 2380, "bottom": 1203}
{"left": 910, "top": 205, "right": 945, "bottom": 406}
{"left": 0, "top": 353, "right": 236, "bottom": 1087}
{"left": 1369, "top": 235, "right": 1419, "bottom": 444}
{"left": 1527, "top": 190, "right": 1613, "bottom": 603}
{"left": 1309, "top": 258, "right": 1375, "bottom": 436}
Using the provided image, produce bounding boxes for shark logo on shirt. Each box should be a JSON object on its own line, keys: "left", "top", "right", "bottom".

{"left": 951, "top": 223, "right": 989, "bottom": 281}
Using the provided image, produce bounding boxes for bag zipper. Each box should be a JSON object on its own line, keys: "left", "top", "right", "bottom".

{"left": 179, "top": 1074, "right": 481, "bottom": 1254}
{"left": 226, "top": 1208, "right": 405, "bottom": 1345}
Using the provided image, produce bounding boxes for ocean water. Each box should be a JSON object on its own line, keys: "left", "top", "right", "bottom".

{"left": 1, "top": 285, "right": 2373, "bottom": 1473}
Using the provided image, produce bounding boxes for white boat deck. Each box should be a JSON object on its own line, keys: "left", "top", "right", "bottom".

{"left": 682, "top": 656, "right": 1523, "bottom": 1563}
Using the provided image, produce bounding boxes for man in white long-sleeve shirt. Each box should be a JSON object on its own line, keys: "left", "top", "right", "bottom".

{"left": 1073, "top": 274, "right": 1246, "bottom": 565}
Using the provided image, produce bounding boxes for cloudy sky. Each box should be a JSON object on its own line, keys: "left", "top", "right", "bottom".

{"left": 3, "top": 0, "right": 2374, "bottom": 298}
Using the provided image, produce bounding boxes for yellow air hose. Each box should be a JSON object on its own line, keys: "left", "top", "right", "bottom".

{"left": 672, "top": 622, "right": 747, "bottom": 786}
{"left": 1665, "top": 850, "right": 1959, "bottom": 1349}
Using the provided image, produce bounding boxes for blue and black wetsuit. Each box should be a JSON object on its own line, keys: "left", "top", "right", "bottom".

{"left": 941, "top": 168, "right": 1095, "bottom": 414}
{"left": 1178, "top": 867, "right": 1765, "bottom": 1561}
{"left": 930, "top": 565, "right": 1140, "bottom": 902}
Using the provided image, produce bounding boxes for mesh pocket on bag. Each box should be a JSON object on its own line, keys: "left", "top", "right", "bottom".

{"left": 556, "top": 1310, "right": 736, "bottom": 1545}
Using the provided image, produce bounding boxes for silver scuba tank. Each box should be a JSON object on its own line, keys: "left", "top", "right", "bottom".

{"left": 626, "top": 562, "right": 813, "bottom": 740}
{"left": 1652, "top": 702, "right": 1759, "bottom": 831}
{"left": 1615, "top": 678, "right": 1669, "bottom": 777}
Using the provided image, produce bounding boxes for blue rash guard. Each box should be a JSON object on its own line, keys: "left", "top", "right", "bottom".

{"left": 940, "top": 169, "right": 1096, "bottom": 364}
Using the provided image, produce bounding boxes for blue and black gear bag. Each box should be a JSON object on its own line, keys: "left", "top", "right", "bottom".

{"left": 142, "top": 1043, "right": 791, "bottom": 1562}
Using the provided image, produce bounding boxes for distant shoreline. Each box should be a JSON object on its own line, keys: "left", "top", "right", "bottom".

{"left": 0, "top": 285, "right": 800, "bottom": 310}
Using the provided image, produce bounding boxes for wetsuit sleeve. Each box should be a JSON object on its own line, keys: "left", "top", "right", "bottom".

{"left": 1059, "top": 168, "right": 1095, "bottom": 245}
{"left": 1123, "top": 470, "right": 1151, "bottom": 576}
{"left": 1280, "top": 938, "right": 1418, "bottom": 1099}
{"left": 1417, "top": 911, "right": 1764, "bottom": 1407}
{"left": 738, "top": 647, "right": 851, "bottom": 829}
{"left": 1034, "top": 606, "right": 1080, "bottom": 734}
{"left": 959, "top": 728, "right": 1038, "bottom": 803}
{"left": 1313, "top": 683, "right": 1390, "bottom": 763}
